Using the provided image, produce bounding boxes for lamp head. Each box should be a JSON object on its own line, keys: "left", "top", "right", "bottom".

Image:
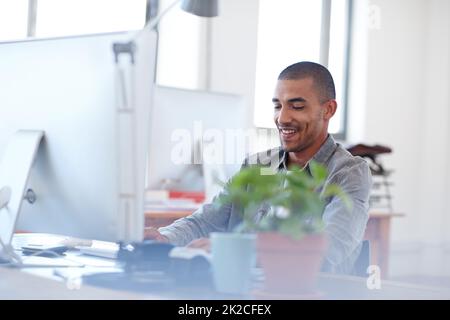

{"left": 181, "top": 0, "right": 218, "bottom": 17}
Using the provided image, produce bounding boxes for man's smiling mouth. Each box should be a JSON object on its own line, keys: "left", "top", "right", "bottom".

{"left": 279, "top": 127, "right": 299, "bottom": 140}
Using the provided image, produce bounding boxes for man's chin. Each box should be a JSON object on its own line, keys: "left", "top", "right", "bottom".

{"left": 281, "top": 143, "right": 301, "bottom": 153}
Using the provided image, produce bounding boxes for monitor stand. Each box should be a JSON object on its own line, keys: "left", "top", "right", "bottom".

{"left": 0, "top": 130, "right": 44, "bottom": 263}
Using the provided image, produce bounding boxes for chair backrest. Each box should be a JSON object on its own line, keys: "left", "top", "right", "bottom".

{"left": 353, "top": 240, "right": 371, "bottom": 277}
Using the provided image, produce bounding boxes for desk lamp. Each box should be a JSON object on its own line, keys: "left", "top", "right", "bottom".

{"left": 146, "top": 0, "right": 218, "bottom": 31}
{"left": 112, "top": 0, "right": 218, "bottom": 61}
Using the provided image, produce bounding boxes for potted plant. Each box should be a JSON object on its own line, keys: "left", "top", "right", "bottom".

{"left": 216, "top": 162, "right": 350, "bottom": 295}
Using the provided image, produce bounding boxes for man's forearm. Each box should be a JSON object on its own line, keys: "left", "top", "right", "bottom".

{"left": 158, "top": 201, "right": 233, "bottom": 246}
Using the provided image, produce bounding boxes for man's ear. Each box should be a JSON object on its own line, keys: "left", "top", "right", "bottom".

{"left": 323, "top": 100, "right": 337, "bottom": 120}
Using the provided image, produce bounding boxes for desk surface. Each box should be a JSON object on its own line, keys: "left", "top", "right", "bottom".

{"left": 2, "top": 262, "right": 450, "bottom": 300}
{"left": 317, "top": 273, "right": 450, "bottom": 300}
{"left": 0, "top": 267, "right": 145, "bottom": 300}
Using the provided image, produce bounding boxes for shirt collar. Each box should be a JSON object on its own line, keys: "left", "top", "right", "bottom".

{"left": 312, "top": 134, "right": 337, "bottom": 164}
{"left": 278, "top": 134, "right": 337, "bottom": 172}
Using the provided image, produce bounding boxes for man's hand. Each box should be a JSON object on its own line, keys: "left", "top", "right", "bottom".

{"left": 186, "top": 237, "right": 211, "bottom": 252}
{"left": 144, "top": 227, "right": 169, "bottom": 243}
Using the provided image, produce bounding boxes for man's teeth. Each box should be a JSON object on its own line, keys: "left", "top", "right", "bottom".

{"left": 281, "top": 129, "right": 296, "bottom": 134}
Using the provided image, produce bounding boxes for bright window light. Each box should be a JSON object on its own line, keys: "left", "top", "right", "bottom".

{"left": 35, "top": 0, "right": 146, "bottom": 37}
{"left": 328, "top": 0, "right": 349, "bottom": 135}
{"left": 0, "top": 0, "right": 29, "bottom": 41}
{"left": 156, "top": 0, "right": 206, "bottom": 90}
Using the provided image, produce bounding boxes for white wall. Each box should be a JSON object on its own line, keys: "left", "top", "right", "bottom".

{"left": 351, "top": 0, "right": 450, "bottom": 277}
{"left": 416, "top": 0, "right": 450, "bottom": 276}
{"left": 362, "top": 0, "right": 428, "bottom": 244}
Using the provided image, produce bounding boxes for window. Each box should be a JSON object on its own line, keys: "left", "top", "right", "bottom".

{"left": 155, "top": 0, "right": 208, "bottom": 90}
{"left": 0, "top": 0, "right": 147, "bottom": 41}
{"left": 35, "top": 0, "right": 146, "bottom": 37}
{"left": 253, "top": 0, "right": 351, "bottom": 139}
{"left": 0, "top": 0, "right": 29, "bottom": 41}
{"left": 328, "top": 0, "right": 351, "bottom": 137}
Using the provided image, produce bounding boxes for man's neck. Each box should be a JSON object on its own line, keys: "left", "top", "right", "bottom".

{"left": 287, "top": 133, "right": 329, "bottom": 168}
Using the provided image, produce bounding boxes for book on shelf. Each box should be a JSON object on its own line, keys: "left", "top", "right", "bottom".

{"left": 144, "top": 189, "right": 203, "bottom": 212}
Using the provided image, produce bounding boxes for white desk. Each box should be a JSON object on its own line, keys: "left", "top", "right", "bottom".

{"left": 3, "top": 259, "right": 450, "bottom": 300}
{"left": 0, "top": 267, "right": 145, "bottom": 300}
{"left": 3, "top": 233, "right": 450, "bottom": 300}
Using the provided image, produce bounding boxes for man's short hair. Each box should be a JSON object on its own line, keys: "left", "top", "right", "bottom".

{"left": 278, "top": 61, "right": 336, "bottom": 103}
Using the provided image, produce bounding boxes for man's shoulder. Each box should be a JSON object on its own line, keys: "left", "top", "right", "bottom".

{"left": 334, "top": 143, "right": 368, "bottom": 166}
{"left": 329, "top": 144, "right": 372, "bottom": 180}
{"left": 243, "top": 147, "right": 283, "bottom": 167}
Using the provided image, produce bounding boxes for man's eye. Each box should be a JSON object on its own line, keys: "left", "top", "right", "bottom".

{"left": 273, "top": 105, "right": 281, "bottom": 110}
{"left": 292, "top": 105, "right": 305, "bottom": 110}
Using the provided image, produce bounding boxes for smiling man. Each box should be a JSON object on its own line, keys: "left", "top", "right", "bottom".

{"left": 273, "top": 70, "right": 334, "bottom": 167}
{"left": 145, "top": 61, "right": 372, "bottom": 274}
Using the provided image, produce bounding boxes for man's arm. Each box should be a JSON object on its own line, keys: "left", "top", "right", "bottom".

{"left": 148, "top": 152, "right": 276, "bottom": 246}
{"left": 321, "top": 159, "right": 372, "bottom": 274}
{"left": 157, "top": 193, "right": 233, "bottom": 246}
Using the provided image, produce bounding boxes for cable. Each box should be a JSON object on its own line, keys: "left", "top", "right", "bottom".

{"left": 2, "top": 246, "right": 82, "bottom": 268}
{"left": 0, "top": 235, "right": 23, "bottom": 265}
{"left": 1, "top": 247, "right": 64, "bottom": 268}
{"left": 2, "top": 237, "right": 122, "bottom": 269}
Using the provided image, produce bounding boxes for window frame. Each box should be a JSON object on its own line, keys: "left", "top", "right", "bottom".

{"left": 332, "top": 0, "right": 353, "bottom": 141}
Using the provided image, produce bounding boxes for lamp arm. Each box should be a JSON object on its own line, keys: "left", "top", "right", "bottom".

{"left": 143, "top": 0, "right": 181, "bottom": 32}
{"left": 116, "top": 0, "right": 181, "bottom": 55}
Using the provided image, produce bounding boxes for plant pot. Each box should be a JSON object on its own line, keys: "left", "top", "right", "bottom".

{"left": 257, "top": 232, "right": 327, "bottom": 294}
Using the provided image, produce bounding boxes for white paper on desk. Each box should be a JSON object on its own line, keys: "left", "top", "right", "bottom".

{"left": 169, "top": 247, "right": 211, "bottom": 261}
{"left": 53, "top": 266, "right": 123, "bottom": 281}
{"left": 20, "top": 255, "right": 84, "bottom": 267}
{"left": 68, "top": 255, "right": 118, "bottom": 268}
{"left": 75, "top": 240, "right": 119, "bottom": 259}
{"left": 144, "top": 200, "right": 201, "bottom": 212}
{"left": 12, "top": 233, "right": 69, "bottom": 249}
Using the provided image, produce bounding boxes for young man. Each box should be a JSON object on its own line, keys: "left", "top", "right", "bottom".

{"left": 145, "top": 61, "right": 372, "bottom": 274}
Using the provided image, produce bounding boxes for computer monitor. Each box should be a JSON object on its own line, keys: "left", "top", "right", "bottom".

{"left": 147, "top": 86, "right": 251, "bottom": 199}
{"left": 0, "top": 30, "right": 157, "bottom": 243}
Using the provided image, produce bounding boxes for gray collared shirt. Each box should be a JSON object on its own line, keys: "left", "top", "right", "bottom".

{"left": 159, "top": 135, "right": 372, "bottom": 274}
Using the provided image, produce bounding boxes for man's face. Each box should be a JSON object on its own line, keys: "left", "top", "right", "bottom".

{"left": 273, "top": 78, "right": 331, "bottom": 153}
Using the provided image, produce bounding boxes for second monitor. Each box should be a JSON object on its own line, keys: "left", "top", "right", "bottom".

{"left": 147, "top": 86, "right": 251, "bottom": 197}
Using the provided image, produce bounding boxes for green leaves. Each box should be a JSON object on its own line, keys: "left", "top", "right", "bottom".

{"left": 277, "top": 217, "right": 306, "bottom": 240}
{"left": 219, "top": 160, "right": 348, "bottom": 239}
{"left": 309, "top": 161, "right": 328, "bottom": 185}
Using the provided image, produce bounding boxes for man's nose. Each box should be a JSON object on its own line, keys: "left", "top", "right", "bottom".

{"left": 276, "top": 106, "right": 292, "bottom": 125}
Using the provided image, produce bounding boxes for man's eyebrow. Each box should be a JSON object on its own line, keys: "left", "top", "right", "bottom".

{"left": 287, "top": 97, "right": 307, "bottom": 103}
{"left": 271, "top": 97, "right": 307, "bottom": 103}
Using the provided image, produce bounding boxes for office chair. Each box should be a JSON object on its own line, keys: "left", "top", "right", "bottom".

{"left": 353, "top": 240, "right": 371, "bottom": 277}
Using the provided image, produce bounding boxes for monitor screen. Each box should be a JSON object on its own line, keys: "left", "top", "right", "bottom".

{"left": 0, "top": 30, "right": 157, "bottom": 243}
{"left": 147, "top": 85, "right": 251, "bottom": 197}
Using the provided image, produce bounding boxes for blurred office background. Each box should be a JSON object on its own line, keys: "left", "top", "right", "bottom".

{"left": 1, "top": 0, "right": 449, "bottom": 284}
